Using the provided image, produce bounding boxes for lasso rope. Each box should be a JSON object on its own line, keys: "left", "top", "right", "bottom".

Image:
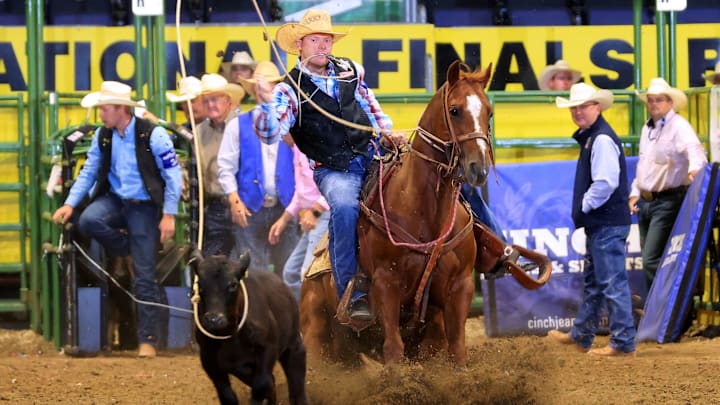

{"left": 174, "top": 0, "right": 247, "bottom": 340}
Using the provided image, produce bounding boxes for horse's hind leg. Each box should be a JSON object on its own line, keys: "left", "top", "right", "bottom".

{"left": 299, "top": 276, "right": 331, "bottom": 364}
{"left": 445, "top": 272, "right": 475, "bottom": 367}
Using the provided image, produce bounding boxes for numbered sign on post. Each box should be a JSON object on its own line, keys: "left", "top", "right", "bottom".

{"left": 132, "top": 0, "right": 164, "bottom": 16}
{"left": 656, "top": 0, "right": 687, "bottom": 11}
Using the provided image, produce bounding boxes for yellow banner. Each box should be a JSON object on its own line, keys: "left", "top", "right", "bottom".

{"left": 1, "top": 23, "right": 718, "bottom": 95}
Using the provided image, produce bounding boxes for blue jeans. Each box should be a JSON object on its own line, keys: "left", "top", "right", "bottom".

{"left": 233, "top": 203, "right": 300, "bottom": 277}
{"left": 637, "top": 193, "right": 684, "bottom": 287}
{"left": 283, "top": 211, "right": 330, "bottom": 302}
{"left": 461, "top": 183, "right": 505, "bottom": 241}
{"left": 77, "top": 193, "right": 163, "bottom": 346}
{"left": 314, "top": 154, "right": 369, "bottom": 302}
{"left": 570, "top": 224, "right": 636, "bottom": 352}
{"left": 202, "top": 200, "right": 234, "bottom": 257}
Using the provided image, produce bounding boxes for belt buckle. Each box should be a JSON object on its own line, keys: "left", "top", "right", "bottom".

{"left": 640, "top": 191, "right": 654, "bottom": 201}
{"left": 263, "top": 195, "right": 278, "bottom": 208}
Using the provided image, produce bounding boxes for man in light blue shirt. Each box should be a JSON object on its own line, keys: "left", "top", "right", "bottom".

{"left": 53, "top": 81, "right": 182, "bottom": 358}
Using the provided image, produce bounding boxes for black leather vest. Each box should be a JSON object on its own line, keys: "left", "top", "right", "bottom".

{"left": 93, "top": 117, "right": 165, "bottom": 207}
{"left": 287, "top": 57, "right": 373, "bottom": 171}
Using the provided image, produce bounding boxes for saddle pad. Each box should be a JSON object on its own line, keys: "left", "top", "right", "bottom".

{"left": 305, "top": 232, "right": 332, "bottom": 280}
{"left": 637, "top": 162, "right": 719, "bottom": 343}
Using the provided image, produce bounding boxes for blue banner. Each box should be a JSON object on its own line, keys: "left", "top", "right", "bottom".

{"left": 637, "top": 162, "right": 717, "bottom": 343}
{"left": 482, "top": 157, "right": 647, "bottom": 337}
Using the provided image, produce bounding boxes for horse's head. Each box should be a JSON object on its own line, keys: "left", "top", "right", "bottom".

{"left": 416, "top": 60, "right": 494, "bottom": 187}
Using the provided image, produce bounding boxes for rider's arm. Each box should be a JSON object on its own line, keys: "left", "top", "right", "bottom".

{"left": 353, "top": 62, "right": 393, "bottom": 136}
{"left": 256, "top": 82, "right": 299, "bottom": 145}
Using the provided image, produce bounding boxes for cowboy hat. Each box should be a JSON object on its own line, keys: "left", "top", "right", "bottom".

{"left": 702, "top": 61, "right": 720, "bottom": 84}
{"left": 166, "top": 76, "right": 202, "bottom": 103}
{"left": 80, "top": 81, "right": 143, "bottom": 108}
{"left": 199, "top": 73, "right": 245, "bottom": 105}
{"left": 220, "top": 51, "right": 258, "bottom": 78}
{"left": 238, "top": 61, "right": 285, "bottom": 100}
{"left": 636, "top": 77, "right": 687, "bottom": 111}
{"left": 538, "top": 60, "right": 582, "bottom": 91}
{"left": 555, "top": 83, "right": 614, "bottom": 110}
{"left": 276, "top": 9, "right": 348, "bottom": 55}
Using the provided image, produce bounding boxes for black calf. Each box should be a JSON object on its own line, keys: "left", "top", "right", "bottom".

{"left": 193, "top": 254, "right": 309, "bottom": 405}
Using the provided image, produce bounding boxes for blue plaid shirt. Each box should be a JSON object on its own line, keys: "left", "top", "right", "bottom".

{"left": 256, "top": 59, "right": 392, "bottom": 145}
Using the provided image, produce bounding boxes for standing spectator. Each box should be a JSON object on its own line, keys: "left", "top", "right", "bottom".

{"left": 629, "top": 78, "right": 707, "bottom": 287}
{"left": 703, "top": 62, "right": 720, "bottom": 86}
{"left": 234, "top": 61, "right": 329, "bottom": 300}
{"left": 538, "top": 60, "right": 582, "bottom": 91}
{"left": 166, "top": 75, "right": 207, "bottom": 130}
{"left": 547, "top": 83, "right": 636, "bottom": 356}
{"left": 221, "top": 51, "right": 257, "bottom": 103}
{"left": 251, "top": 9, "right": 407, "bottom": 321}
{"left": 217, "top": 64, "right": 299, "bottom": 277}
{"left": 196, "top": 73, "right": 245, "bottom": 257}
{"left": 52, "top": 81, "right": 183, "bottom": 358}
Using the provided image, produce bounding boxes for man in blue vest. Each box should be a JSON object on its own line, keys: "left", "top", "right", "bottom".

{"left": 547, "top": 83, "right": 636, "bottom": 357}
{"left": 251, "top": 9, "right": 407, "bottom": 321}
{"left": 217, "top": 70, "right": 300, "bottom": 276}
{"left": 52, "top": 81, "right": 183, "bottom": 358}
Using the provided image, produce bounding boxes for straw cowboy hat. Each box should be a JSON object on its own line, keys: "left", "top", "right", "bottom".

{"left": 276, "top": 9, "right": 348, "bottom": 55}
{"left": 238, "top": 61, "right": 285, "bottom": 100}
{"left": 702, "top": 61, "right": 720, "bottom": 84}
{"left": 199, "top": 73, "right": 245, "bottom": 105}
{"left": 636, "top": 77, "right": 687, "bottom": 111}
{"left": 538, "top": 60, "right": 582, "bottom": 91}
{"left": 555, "top": 83, "right": 614, "bottom": 111}
{"left": 166, "top": 76, "right": 202, "bottom": 103}
{"left": 80, "top": 81, "right": 143, "bottom": 108}
{"left": 220, "top": 51, "right": 258, "bottom": 77}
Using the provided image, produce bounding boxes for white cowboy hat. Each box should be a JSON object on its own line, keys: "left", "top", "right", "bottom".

{"left": 220, "top": 51, "right": 258, "bottom": 78}
{"left": 702, "top": 61, "right": 720, "bottom": 84}
{"left": 276, "top": 9, "right": 348, "bottom": 55}
{"left": 636, "top": 77, "right": 687, "bottom": 111}
{"left": 80, "top": 81, "right": 143, "bottom": 108}
{"left": 199, "top": 73, "right": 245, "bottom": 105}
{"left": 166, "top": 76, "right": 202, "bottom": 103}
{"left": 555, "top": 83, "right": 614, "bottom": 111}
{"left": 238, "top": 61, "right": 285, "bottom": 99}
{"left": 538, "top": 60, "right": 582, "bottom": 91}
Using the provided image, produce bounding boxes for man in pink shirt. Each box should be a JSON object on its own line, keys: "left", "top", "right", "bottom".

{"left": 268, "top": 136, "right": 330, "bottom": 301}
{"left": 629, "top": 78, "right": 707, "bottom": 287}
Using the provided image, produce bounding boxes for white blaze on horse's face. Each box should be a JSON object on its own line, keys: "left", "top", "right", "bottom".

{"left": 466, "top": 95, "right": 487, "bottom": 154}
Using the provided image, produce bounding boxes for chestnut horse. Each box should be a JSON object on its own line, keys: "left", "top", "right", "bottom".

{"left": 301, "top": 61, "right": 537, "bottom": 366}
{"left": 355, "top": 60, "right": 493, "bottom": 367}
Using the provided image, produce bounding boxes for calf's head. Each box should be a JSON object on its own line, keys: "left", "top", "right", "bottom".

{"left": 192, "top": 253, "right": 251, "bottom": 335}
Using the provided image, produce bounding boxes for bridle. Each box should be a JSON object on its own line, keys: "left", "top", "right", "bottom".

{"left": 410, "top": 74, "right": 494, "bottom": 180}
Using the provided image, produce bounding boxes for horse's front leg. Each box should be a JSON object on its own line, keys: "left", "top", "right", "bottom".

{"left": 444, "top": 269, "right": 475, "bottom": 367}
{"left": 372, "top": 269, "right": 404, "bottom": 364}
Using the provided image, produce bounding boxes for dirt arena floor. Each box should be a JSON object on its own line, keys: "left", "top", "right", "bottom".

{"left": 1, "top": 316, "right": 719, "bottom": 404}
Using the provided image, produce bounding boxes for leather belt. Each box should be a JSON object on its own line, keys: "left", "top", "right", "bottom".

{"left": 263, "top": 195, "right": 278, "bottom": 208}
{"left": 205, "top": 195, "right": 226, "bottom": 206}
{"left": 640, "top": 185, "right": 688, "bottom": 202}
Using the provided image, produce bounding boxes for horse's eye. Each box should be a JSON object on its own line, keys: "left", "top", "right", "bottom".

{"left": 449, "top": 107, "right": 459, "bottom": 116}
{"left": 228, "top": 280, "right": 238, "bottom": 291}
